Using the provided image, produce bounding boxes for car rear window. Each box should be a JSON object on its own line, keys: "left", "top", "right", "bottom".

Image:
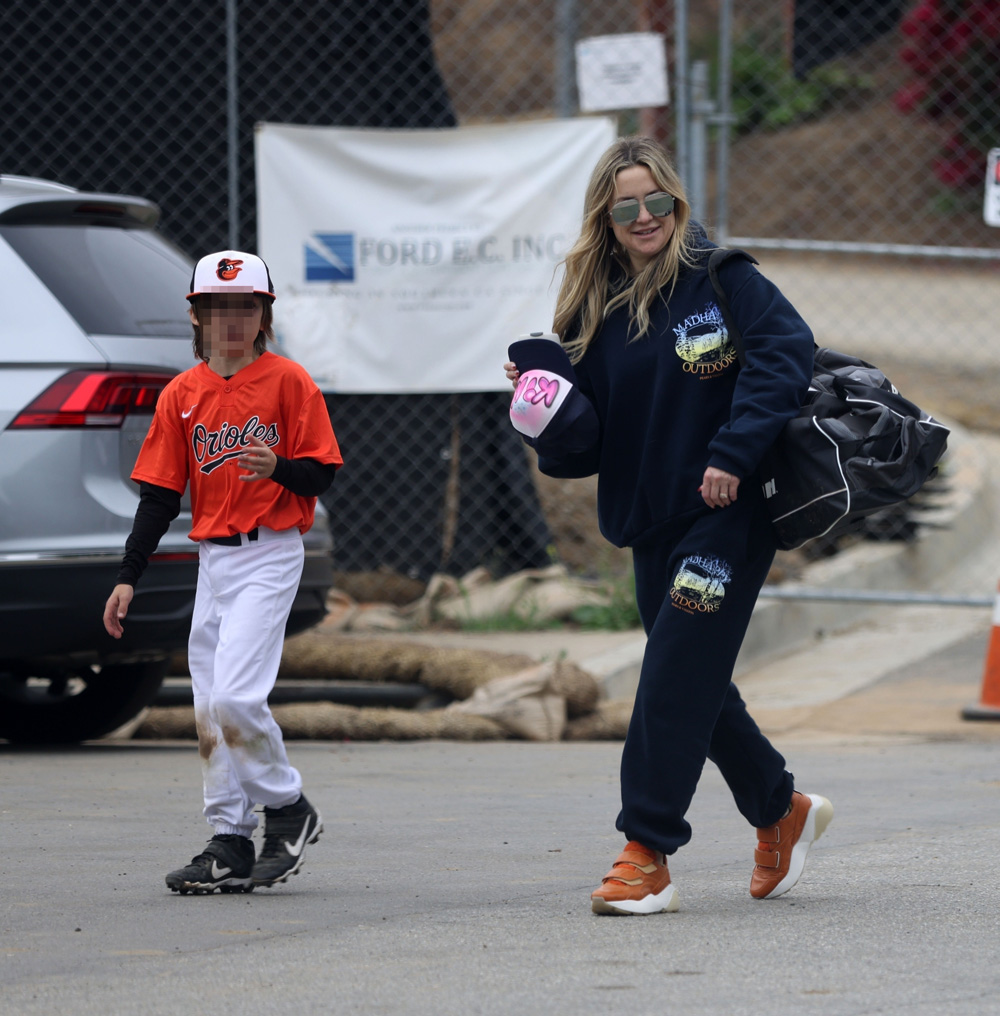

{"left": 0, "top": 224, "right": 192, "bottom": 336}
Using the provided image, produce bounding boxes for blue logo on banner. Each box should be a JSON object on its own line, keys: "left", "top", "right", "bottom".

{"left": 305, "top": 233, "right": 355, "bottom": 281}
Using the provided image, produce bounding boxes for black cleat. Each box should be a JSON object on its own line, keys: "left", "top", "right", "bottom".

{"left": 165, "top": 834, "right": 255, "bottom": 895}
{"left": 252, "top": 794, "right": 323, "bottom": 887}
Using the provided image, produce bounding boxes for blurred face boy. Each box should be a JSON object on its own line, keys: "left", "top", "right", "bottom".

{"left": 189, "top": 292, "right": 265, "bottom": 364}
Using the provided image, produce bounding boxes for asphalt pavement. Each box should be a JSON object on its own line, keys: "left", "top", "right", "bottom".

{"left": 3, "top": 697, "right": 1000, "bottom": 1016}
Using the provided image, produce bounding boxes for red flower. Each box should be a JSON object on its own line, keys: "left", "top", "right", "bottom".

{"left": 941, "top": 19, "right": 975, "bottom": 56}
{"left": 893, "top": 82, "right": 929, "bottom": 113}
{"left": 898, "top": 0, "right": 995, "bottom": 190}
{"left": 912, "top": 0, "right": 943, "bottom": 22}
{"left": 970, "top": 2, "right": 1000, "bottom": 37}
{"left": 933, "top": 138, "right": 984, "bottom": 188}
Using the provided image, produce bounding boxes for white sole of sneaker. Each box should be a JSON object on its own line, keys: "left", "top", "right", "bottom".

{"left": 763, "top": 793, "right": 834, "bottom": 900}
{"left": 591, "top": 883, "right": 679, "bottom": 915}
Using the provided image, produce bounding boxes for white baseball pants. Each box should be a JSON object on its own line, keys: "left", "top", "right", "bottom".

{"left": 188, "top": 527, "right": 305, "bottom": 837}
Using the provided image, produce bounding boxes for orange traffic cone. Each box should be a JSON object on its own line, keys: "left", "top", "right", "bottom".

{"left": 962, "top": 582, "right": 1000, "bottom": 720}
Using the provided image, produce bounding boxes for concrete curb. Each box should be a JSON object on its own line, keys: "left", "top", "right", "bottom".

{"left": 593, "top": 420, "right": 993, "bottom": 701}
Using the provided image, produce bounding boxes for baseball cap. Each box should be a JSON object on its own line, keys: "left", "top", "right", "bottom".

{"left": 508, "top": 334, "right": 580, "bottom": 440}
{"left": 187, "top": 250, "right": 276, "bottom": 302}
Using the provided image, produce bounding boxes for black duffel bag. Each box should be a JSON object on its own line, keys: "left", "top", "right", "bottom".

{"left": 708, "top": 249, "right": 950, "bottom": 551}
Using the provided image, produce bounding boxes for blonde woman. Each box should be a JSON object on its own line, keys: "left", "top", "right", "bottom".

{"left": 505, "top": 136, "right": 832, "bottom": 915}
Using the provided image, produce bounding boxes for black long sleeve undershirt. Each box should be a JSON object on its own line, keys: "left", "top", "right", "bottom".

{"left": 114, "top": 457, "right": 337, "bottom": 588}
{"left": 269, "top": 455, "right": 338, "bottom": 497}
{"left": 115, "top": 483, "right": 181, "bottom": 588}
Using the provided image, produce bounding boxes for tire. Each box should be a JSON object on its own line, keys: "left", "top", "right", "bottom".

{"left": 0, "top": 659, "right": 169, "bottom": 744}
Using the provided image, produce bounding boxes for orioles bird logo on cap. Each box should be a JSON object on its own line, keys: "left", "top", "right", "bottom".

{"left": 215, "top": 258, "right": 244, "bottom": 281}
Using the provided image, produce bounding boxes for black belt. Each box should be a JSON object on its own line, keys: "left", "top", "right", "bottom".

{"left": 207, "top": 527, "right": 259, "bottom": 547}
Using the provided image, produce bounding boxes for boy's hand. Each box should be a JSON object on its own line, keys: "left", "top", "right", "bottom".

{"left": 103, "top": 584, "right": 134, "bottom": 638}
{"left": 237, "top": 436, "right": 277, "bottom": 481}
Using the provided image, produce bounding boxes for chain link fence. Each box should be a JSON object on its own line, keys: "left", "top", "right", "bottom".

{"left": 3, "top": 1, "right": 998, "bottom": 589}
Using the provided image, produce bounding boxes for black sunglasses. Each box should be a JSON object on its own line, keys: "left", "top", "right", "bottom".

{"left": 610, "top": 191, "right": 675, "bottom": 225}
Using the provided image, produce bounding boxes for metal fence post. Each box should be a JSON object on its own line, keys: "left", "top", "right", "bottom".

{"left": 673, "top": 0, "right": 689, "bottom": 186}
{"left": 226, "top": 0, "right": 239, "bottom": 251}
{"left": 689, "top": 59, "right": 711, "bottom": 223}
{"left": 713, "top": 0, "right": 734, "bottom": 245}
{"left": 555, "top": 0, "right": 578, "bottom": 119}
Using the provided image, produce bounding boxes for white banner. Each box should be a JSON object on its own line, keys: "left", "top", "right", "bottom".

{"left": 255, "top": 118, "right": 616, "bottom": 393}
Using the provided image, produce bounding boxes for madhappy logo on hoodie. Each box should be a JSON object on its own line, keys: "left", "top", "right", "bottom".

{"left": 673, "top": 302, "right": 737, "bottom": 377}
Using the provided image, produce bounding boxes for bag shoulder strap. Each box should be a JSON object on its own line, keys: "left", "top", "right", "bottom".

{"left": 706, "top": 247, "right": 758, "bottom": 369}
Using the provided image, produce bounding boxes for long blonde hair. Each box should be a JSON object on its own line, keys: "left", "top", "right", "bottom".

{"left": 554, "top": 136, "right": 697, "bottom": 363}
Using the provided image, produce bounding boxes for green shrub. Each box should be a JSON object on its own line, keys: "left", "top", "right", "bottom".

{"left": 729, "top": 37, "right": 873, "bottom": 133}
{"left": 570, "top": 567, "right": 641, "bottom": 631}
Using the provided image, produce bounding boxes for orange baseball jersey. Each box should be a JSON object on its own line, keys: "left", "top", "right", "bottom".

{"left": 132, "top": 351, "right": 342, "bottom": 541}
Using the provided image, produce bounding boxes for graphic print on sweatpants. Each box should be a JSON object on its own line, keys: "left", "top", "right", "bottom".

{"left": 669, "top": 554, "right": 733, "bottom": 614}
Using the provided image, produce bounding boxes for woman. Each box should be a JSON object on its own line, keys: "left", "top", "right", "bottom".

{"left": 505, "top": 136, "right": 832, "bottom": 915}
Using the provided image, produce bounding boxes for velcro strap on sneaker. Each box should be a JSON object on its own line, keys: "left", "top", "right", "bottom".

{"left": 617, "top": 847, "right": 657, "bottom": 865}
{"left": 754, "top": 847, "right": 780, "bottom": 868}
{"left": 602, "top": 849, "right": 661, "bottom": 884}
{"left": 756, "top": 825, "right": 780, "bottom": 844}
{"left": 602, "top": 869, "right": 644, "bottom": 887}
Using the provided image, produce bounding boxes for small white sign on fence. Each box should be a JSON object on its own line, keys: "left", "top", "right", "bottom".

{"left": 984, "top": 148, "right": 1000, "bottom": 227}
{"left": 575, "top": 33, "right": 669, "bottom": 113}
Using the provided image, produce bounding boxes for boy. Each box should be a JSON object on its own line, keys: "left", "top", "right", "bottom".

{"left": 103, "top": 250, "right": 342, "bottom": 894}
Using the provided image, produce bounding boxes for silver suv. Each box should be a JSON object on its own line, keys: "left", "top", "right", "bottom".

{"left": 0, "top": 176, "right": 333, "bottom": 744}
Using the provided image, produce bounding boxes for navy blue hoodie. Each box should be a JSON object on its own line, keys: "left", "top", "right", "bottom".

{"left": 530, "top": 238, "right": 814, "bottom": 548}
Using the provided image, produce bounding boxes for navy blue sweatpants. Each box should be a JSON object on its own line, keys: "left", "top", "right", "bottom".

{"left": 617, "top": 486, "right": 794, "bottom": 855}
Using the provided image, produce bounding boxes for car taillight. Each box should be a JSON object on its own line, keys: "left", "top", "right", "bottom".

{"left": 9, "top": 370, "right": 173, "bottom": 429}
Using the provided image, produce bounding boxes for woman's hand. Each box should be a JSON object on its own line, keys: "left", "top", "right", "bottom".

{"left": 699, "top": 466, "right": 740, "bottom": 509}
{"left": 237, "top": 436, "right": 277, "bottom": 481}
{"left": 504, "top": 361, "right": 520, "bottom": 389}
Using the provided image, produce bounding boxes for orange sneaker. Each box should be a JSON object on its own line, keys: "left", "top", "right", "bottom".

{"left": 750, "top": 791, "right": 833, "bottom": 900}
{"left": 591, "top": 841, "right": 679, "bottom": 915}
